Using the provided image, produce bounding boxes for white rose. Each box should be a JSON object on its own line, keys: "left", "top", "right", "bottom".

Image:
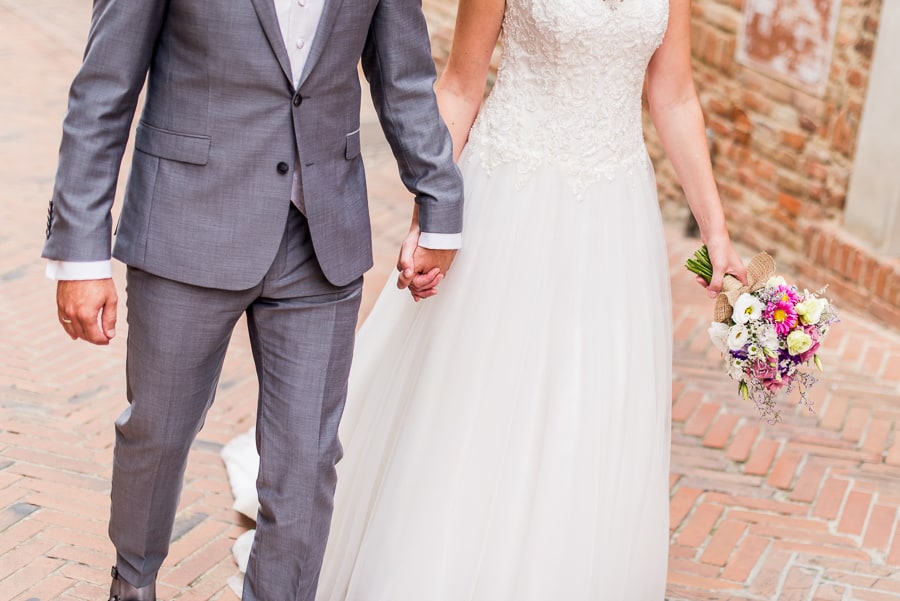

{"left": 732, "top": 293, "right": 764, "bottom": 324}
{"left": 766, "top": 275, "right": 787, "bottom": 287}
{"left": 796, "top": 297, "right": 828, "bottom": 325}
{"left": 727, "top": 325, "right": 750, "bottom": 351}
{"left": 708, "top": 322, "right": 730, "bottom": 353}
{"left": 786, "top": 329, "right": 814, "bottom": 356}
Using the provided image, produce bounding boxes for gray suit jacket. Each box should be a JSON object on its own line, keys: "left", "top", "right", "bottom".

{"left": 42, "top": 0, "right": 463, "bottom": 289}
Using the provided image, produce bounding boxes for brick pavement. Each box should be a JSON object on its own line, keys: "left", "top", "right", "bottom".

{"left": 2, "top": 2, "right": 900, "bottom": 600}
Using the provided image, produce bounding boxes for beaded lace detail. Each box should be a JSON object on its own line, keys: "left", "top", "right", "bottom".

{"left": 466, "top": 0, "right": 669, "bottom": 196}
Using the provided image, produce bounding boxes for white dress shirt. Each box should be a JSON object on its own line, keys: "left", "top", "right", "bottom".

{"left": 47, "top": 0, "right": 458, "bottom": 281}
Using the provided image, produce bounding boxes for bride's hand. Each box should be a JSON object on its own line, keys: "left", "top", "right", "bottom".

{"left": 702, "top": 232, "right": 747, "bottom": 298}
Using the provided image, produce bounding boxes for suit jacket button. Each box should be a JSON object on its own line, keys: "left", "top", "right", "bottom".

{"left": 292, "top": 94, "right": 302, "bottom": 107}
{"left": 277, "top": 162, "right": 290, "bottom": 174}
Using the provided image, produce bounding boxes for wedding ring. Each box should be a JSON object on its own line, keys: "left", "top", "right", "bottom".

{"left": 61, "top": 317, "right": 72, "bottom": 324}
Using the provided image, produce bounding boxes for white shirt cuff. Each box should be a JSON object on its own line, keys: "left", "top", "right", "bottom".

{"left": 418, "top": 232, "right": 462, "bottom": 250}
{"left": 45, "top": 260, "right": 113, "bottom": 281}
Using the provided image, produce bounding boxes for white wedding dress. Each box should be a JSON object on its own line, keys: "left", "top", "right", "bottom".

{"left": 224, "top": 0, "right": 673, "bottom": 598}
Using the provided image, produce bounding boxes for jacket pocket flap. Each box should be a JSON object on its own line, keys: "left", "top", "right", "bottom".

{"left": 345, "top": 129, "right": 361, "bottom": 160}
{"left": 135, "top": 122, "right": 211, "bottom": 165}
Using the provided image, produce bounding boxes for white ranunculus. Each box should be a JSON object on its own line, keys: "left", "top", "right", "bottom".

{"left": 708, "top": 322, "right": 730, "bottom": 353}
{"left": 727, "top": 325, "right": 750, "bottom": 351}
{"left": 732, "top": 293, "right": 764, "bottom": 324}
{"left": 766, "top": 275, "right": 787, "bottom": 287}
{"left": 796, "top": 297, "right": 828, "bottom": 325}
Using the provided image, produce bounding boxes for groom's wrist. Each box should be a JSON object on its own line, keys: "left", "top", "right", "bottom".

{"left": 46, "top": 260, "right": 113, "bottom": 281}
{"left": 417, "top": 231, "right": 462, "bottom": 250}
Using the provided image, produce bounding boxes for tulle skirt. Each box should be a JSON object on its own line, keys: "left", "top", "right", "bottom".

{"left": 314, "top": 149, "right": 673, "bottom": 600}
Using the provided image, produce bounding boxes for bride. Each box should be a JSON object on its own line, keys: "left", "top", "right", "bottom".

{"left": 224, "top": 0, "right": 747, "bottom": 598}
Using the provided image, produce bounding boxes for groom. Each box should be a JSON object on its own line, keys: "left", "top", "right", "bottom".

{"left": 42, "top": 1, "right": 462, "bottom": 600}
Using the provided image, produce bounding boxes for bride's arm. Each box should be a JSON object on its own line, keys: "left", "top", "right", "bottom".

{"left": 647, "top": 0, "right": 746, "bottom": 296}
{"left": 396, "top": 0, "right": 504, "bottom": 300}
{"left": 435, "top": 0, "right": 505, "bottom": 161}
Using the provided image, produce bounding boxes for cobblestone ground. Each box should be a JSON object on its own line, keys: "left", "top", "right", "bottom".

{"left": 2, "top": 2, "right": 900, "bottom": 600}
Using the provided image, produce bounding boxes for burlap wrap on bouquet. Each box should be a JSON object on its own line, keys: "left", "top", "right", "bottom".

{"left": 714, "top": 252, "right": 776, "bottom": 323}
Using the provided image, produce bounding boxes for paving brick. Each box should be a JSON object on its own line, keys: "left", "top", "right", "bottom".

{"left": 676, "top": 503, "right": 723, "bottom": 548}
{"left": 672, "top": 390, "right": 703, "bottom": 424}
{"left": 702, "top": 414, "right": 740, "bottom": 449}
{"left": 767, "top": 449, "right": 802, "bottom": 489}
{"left": 779, "top": 565, "right": 820, "bottom": 601}
{"left": 841, "top": 407, "right": 870, "bottom": 443}
{"left": 862, "top": 417, "right": 892, "bottom": 460}
{"left": 699, "top": 519, "right": 747, "bottom": 567}
{"left": 837, "top": 490, "right": 873, "bottom": 536}
{"left": 744, "top": 439, "right": 780, "bottom": 476}
{"left": 720, "top": 534, "right": 769, "bottom": 582}
{"left": 863, "top": 504, "right": 896, "bottom": 551}
{"left": 724, "top": 424, "right": 760, "bottom": 463}
{"left": 789, "top": 459, "right": 826, "bottom": 502}
{"left": 669, "top": 486, "right": 703, "bottom": 533}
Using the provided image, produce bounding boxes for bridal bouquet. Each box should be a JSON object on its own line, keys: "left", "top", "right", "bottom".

{"left": 685, "top": 246, "right": 839, "bottom": 423}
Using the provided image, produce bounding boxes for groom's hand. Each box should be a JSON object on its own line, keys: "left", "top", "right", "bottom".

{"left": 409, "top": 248, "right": 456, "bottom": 301}
{"left": 56, "top": 279, "right": 118, "bottom": 345}
{"left": 396, "top": 228, "right": 456, "bottom": 301}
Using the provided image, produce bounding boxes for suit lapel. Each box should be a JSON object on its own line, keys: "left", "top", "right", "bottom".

{"left": 249, "top": 0, "right": 295, "bottom": 87}
{"left": 297, "top": 0, "right": 347, "bottom": 89}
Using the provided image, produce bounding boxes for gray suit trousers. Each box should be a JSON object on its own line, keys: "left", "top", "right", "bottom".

{"left": 110, "top": 205, "right": 362, "bottom": 600}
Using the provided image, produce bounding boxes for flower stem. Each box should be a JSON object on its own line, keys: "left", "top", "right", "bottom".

{"left": 685, "top": 245, "right": 713, "bottom": 284}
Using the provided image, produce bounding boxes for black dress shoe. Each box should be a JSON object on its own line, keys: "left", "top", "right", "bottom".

{"left": 109, "top": 566, "right": 156, "bottom": 601}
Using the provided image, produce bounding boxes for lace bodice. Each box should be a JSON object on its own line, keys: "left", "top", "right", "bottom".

{"left": 466, "top": 0, "right": 669, "bottom": 195}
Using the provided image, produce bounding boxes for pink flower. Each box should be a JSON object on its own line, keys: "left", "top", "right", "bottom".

{"left": 749, "top": 360, "right": 777, "bottom": 381}
{"left": 763, "top": 374, "right": 793, "bottom": 393}
{"left": 765, "top": 298, "right": 798, "bottom": 335}
{"left": 749, "top": 360, "right": 792, "bottom": 393}
{"left": 774, "top": 285, "right": 800, "bottom": 304}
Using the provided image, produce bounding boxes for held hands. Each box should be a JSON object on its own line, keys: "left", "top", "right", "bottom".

{"left": 56, "top": 279, "right": 118, "bottom": 345}
{"left": 395, "top": 222, "right": 457, "bottom": 302}
{"left": 698, "top": 233, "right": 748, "bottom": 298}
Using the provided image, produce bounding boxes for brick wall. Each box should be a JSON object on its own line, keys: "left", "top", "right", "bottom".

{"left": 646, "top": 0, "right": 881, "bottom": 242}
{"left": 639, "top": 0, "right": 899, "bottom": 327}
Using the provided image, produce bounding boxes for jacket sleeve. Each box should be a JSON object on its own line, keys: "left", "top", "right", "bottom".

{"left": 360, "top": 0, "right": 464, "bottom": 236}
{"left": 42, "top": 0, "right": 169, "bottom": 261}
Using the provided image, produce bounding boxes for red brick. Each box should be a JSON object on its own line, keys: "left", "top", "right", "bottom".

{"left": 683, "top": 403, "right": 720, "bottom": 437}
{"left": 676, "top": 503, "right": 724, "bottom": 548}
{"left": 862, "top": 504, "right": 896, "bottom": 551}
{"left": 789, "top": 460, "right": 826, "bottom": 503}
{"left": 837, "top": 490, "right": 872, "bottom": 535}
{"left": 702, "top": 414, "right": 740, "bottom": 449}
{"left": 700, "top": 519, "right": 747, "bottom": 567}
{"left": 725, "top": 425, "right": 759, "bottom": 463}
{"left": 669, "top": 486, "right": 703, "bottom": 532}
{"left": 841, "top": 407, "right": 870, "bottom": 443}
{"left": 672, "top": 390, "right": 703, "bottom": 423}
{"left": 744, "top": 439, "right": 780, "bottom": 476}
{"left": 862, "top": 418, "right": 891, "bottom": 460}
{"left": 813, "top": 478, "right": 850, "bottom": 520}
{"left": 720, "top": 533, "right": 769, "bottom": 582}
{"left": 767, "top": 450, "right": 802, "bottom": 490}
{"left": 820, "top": 395, "right": 849, "bottom": 430}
